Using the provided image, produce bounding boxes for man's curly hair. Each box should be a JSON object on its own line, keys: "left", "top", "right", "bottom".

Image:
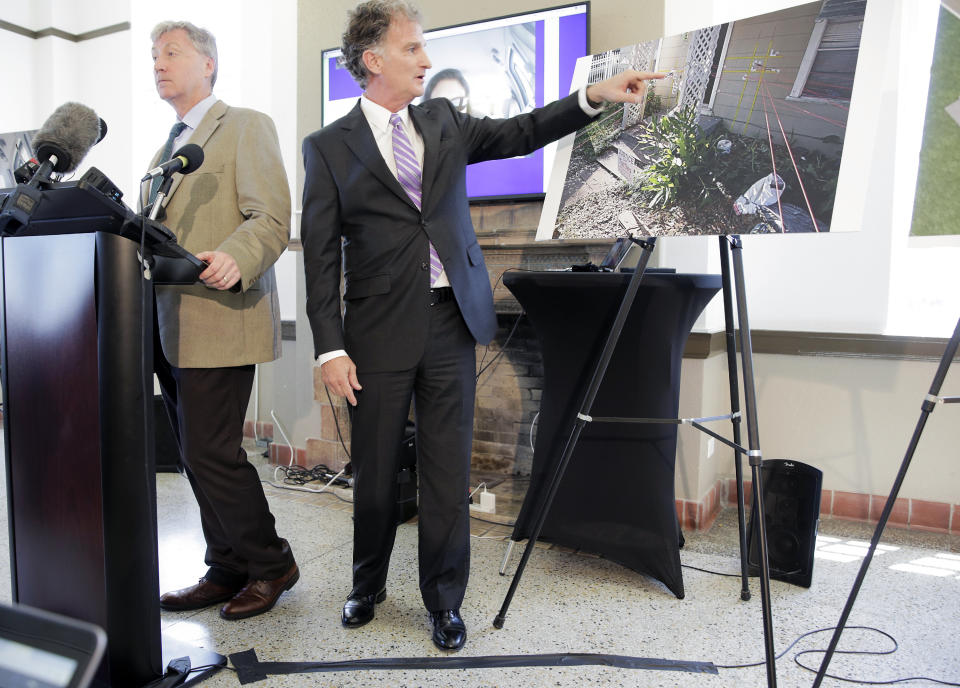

{"left": 340, "top": 0, "right": 423, "bottom": 89}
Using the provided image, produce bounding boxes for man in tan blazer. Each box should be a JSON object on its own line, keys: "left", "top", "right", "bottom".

{"left": 147, "top": 20, "right": 297, "bottom": 620}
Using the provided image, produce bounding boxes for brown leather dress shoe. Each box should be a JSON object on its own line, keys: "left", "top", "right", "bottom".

{"left": 159, "top": 577, "right": 244, "bottom": 612}
{"left": 220, "top": 563, "right": 299, "bottom": 620}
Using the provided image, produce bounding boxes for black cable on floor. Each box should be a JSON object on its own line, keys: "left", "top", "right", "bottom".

{"left": 469, "top": 514, "right": 515, "bottom": 527}
{"left": 680, "top": 562, "right": 742, "bottom": 578}
{"left": 275, "top": 463, "right": 349, "bottom": 487}
{"left": 716, "top": 625, "right": 960, "bottom": 686}
{"left": 260, "top": 477, "right": 354, "bottom": 503}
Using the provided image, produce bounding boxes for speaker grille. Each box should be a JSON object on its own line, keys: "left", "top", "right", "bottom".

{"left": 747, "top": 459, "right": 823, "bottom": 588}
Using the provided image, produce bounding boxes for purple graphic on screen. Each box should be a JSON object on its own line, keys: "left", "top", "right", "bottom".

{"left": 328, "top": 56, "right": 362, "bottom": 100}
{"left": 466, "top": 150, "right": 545, "bottom": 197}
{"left": 559, "top": 12, "right": 587, "bottom": 97}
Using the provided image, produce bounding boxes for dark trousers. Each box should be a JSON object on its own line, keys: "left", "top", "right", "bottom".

{"left": 155, "top": 348, "right": 293, "bottom": 585}
{"left": 349, "top": 299, "right": 476, "bottom": 612}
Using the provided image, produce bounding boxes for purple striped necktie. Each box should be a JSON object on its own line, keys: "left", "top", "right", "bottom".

{"left": 390, "top": 113, "right": 442, "bottom": 287}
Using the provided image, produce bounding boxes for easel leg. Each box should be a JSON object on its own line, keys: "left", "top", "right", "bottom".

{"left": 719, "top": 236, "right": 751, "bottom": 602}
{"left": 493, "top": 238, "right": 658, "bottom": 629}
{"left": 812, "top": 315, "right": 960, "bottom": 687}
{"left": 729, "top": 236, "right": 777, "bottom": 687}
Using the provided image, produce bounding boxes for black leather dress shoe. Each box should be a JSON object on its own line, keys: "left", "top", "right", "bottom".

{"left": 430, "top": 609, "right": 466, "bottom": 651}
{"left": 341, "top": 589, "right": 386, "bottom": 627}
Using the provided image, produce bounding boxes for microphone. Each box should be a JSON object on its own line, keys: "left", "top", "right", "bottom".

{"left": 141, "top": 143, "right": 204, "bottom": 181}
{"left": 32, "top": 102, "right": 103, "bottom": 176}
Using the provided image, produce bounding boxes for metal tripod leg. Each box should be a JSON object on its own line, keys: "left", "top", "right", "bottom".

{"left": 812, "top": 314, "right": 960, "bottom": 688}
{"left": 729, "top": 236, "right": 777, "bottom": 687}
{"left": 498, "top": 540, "right": 515, "bottom": 576}
{"left": 493, "top": 238, "right": 658, "bottom": 629}
{"left": 719, "top": 236, "right": 751, "bottom": 602}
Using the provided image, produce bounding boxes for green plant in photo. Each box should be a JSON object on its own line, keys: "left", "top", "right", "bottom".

{"left": 635, "top": 106, "right": 721, "bottom": 207}
{"left": 579, "top": 112, "right": 621, "bottom": 157}
{"left": 643, "top": 82, "right": 664, "bottom": 119}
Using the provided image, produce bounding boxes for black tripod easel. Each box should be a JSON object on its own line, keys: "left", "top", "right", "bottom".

{"left": 812, "top": 315, "right": 960, "bottom": 687}
{"left": 493, "top": 234, "right": 780, "bottom": 687}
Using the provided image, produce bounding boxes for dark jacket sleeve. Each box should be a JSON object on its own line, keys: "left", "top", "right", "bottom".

{"left": 301, "top": 132, "right": 345, "bottom": 359}
{"left": 441, "top": 91, "right": 595, "bottom": 165}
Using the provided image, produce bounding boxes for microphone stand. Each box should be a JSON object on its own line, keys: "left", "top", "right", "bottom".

{"left": 148, "top": 174, "right": 175, "bottom": 222}
{"left": 28, "top": 154, "right": 59, "bottom": 188}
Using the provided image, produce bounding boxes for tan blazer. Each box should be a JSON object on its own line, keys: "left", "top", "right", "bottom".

{"left": 147, "top": 100, "right": 290, "bottom": 368}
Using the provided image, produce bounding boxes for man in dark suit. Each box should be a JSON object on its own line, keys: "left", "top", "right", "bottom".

{"left": 301, "top": 0, "right": 661, "bottom": 651}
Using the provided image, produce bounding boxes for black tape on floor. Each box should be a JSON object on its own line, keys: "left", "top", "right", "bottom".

{"left": 229, "top": 648, "right": 718, "bottom": 684}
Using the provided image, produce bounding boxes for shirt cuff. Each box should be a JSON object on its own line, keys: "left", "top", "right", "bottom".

{"left": 317, "top": 350, "right": 348, "bottom": 366}
{"left": 579, "top": 86, "right": 604, "bottom": 117}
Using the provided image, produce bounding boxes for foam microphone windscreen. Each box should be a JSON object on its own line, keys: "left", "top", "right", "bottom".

{"left": 32, "top": 102, "right": 102, "bottom": 173}
{"left": 174, "top": 143, "right": 204, "bottom": 174}
{"left": 96, "top": 118, "right": 108, "bottom": 144}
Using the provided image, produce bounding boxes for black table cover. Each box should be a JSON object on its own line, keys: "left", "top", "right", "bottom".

{"left": 505, "top": 270, "right": 721, "bottom": 598}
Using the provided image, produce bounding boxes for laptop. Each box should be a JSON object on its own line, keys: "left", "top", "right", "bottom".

{"left": 598, "top": 237, "right": 676, "bottom": 274}
{"left": 0, "top": 603, "right": 106, "bottom": 688}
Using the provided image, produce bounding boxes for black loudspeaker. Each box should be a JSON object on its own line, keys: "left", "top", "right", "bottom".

{"left": 396, "top": 420, "right": 418, "bottom": 524}
{"left": 747, "top": 459, "right": 823, "bottom": 588}
{"left": 154, "top": 395, "right": 182, "bottom": 473}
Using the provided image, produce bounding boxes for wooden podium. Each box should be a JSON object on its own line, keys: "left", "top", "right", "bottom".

{"left": 2, "top": 231, "right": 161, "bottom": 686}
{"left": 1, "top": 179, "right": 215, "bottom": 686}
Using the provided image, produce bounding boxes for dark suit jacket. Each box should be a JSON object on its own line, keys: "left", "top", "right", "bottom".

{"left": 301, "top": 92, "right": 593, "bottom": 373}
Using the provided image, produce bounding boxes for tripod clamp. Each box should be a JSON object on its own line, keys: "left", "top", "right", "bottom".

{"left": 925, "top": 393, "right": 959, "bottom": 407}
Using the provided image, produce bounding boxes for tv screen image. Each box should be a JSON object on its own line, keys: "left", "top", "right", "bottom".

{"left": 537, "top": 0, "right": 869, "bottom": 240}
{"left": 910, "top": 2, "right": 960, "bottom": 237}
{"left": 320, "top": 3, "right": 589, "bottom": 200}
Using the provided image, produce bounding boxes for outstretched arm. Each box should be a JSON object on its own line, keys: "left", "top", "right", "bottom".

{"left": 586, "top": 70, "right": 666, "bottom": 106}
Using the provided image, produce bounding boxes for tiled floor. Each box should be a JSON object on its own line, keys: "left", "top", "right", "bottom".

{"left": 3, "top": 433, "right": 960, "bottom": 687}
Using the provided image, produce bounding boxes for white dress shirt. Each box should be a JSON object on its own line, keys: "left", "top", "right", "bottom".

{"left": 170, "top": 93, "right": 218, "bottom": 150}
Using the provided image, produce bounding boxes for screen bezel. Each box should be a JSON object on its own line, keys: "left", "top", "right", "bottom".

{"left": 0, "top": 605, "right": 106, "bottom": 688}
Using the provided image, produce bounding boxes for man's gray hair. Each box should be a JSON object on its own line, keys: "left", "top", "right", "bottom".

{"left": 340, "top": 0, "right": 422, "bottom": 89}
{"left": 151, "top": 21, "right": 219, "bottom": 89}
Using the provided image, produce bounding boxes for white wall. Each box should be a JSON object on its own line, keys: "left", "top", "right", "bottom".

{"left": 1, "top": 0, "right": 299, "bottom": 321}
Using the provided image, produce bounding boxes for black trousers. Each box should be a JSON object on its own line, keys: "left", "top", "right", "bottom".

{"left": 349, "top": 298, "right": 476, "bottom": 612}
{"left": 155, "top": 347, "right": 293, "bottom": 585}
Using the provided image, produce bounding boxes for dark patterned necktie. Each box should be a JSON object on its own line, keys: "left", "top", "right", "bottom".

{"left": 149, "top": 121, "right": 187, "bottom": 203}
{"left": 389, "top": 113, "right": 442, "bottom": 286}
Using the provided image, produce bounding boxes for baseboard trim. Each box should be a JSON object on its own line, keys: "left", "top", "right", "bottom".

{"left": 675, "top": 478, "right": 960, "bottom": 535}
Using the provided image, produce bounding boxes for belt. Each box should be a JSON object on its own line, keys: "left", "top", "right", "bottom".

{"left": 429, "top": 287, "right": 454, "bottom": 306}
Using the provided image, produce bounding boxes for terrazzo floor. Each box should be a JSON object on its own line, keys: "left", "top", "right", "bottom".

{"left": 2, "top": 432, "right": 959, "bottom": 687}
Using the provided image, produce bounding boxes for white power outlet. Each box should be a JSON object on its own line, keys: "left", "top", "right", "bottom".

{"left": 470, "top": 490, "right": 496, "bottom": 514}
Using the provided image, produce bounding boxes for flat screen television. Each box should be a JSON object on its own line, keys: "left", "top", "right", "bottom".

{"left": 320, "top": 2, "right": 590, "bottom": 201}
